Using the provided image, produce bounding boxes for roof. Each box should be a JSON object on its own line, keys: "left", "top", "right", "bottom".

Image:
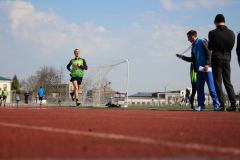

{"left": 0, "top": 76, "right": 12, "bottom": 81}
{"left": 128, "top": 93, "right": 153, "bottom": 97}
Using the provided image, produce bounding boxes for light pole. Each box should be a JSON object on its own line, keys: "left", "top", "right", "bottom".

{"left": 36, "top": 95, "right": 38, "bottom": 104}
{"left": 165, "top": 83, "right": 169, "bottom": 93}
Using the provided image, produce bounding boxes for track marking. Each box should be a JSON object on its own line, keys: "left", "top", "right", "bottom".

{"left": 0, "top": 122, "right": 240, "bottom": 155}
{"left": 89, "top": 113, "right": 240, "bottom": 122}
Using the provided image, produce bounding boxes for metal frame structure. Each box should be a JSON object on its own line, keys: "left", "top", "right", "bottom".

{"left": 81, "top": 59, "right": 129, "bottom": 107}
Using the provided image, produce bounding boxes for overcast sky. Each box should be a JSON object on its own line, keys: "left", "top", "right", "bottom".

{"left": 0, "top": 0, "right": 240, "bottom": 95}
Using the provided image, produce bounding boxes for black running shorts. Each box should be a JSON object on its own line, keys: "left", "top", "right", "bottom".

{"left": 3, "top": 96, "right": 7, "bottom": 100}
{"left": 70, "top": 77, "right": 83, "bottom": 85}
{"left": 39, "top": 97, "right": 43, "bottom": 101}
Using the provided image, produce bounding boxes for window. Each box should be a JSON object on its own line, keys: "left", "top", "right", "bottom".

{"left": 132, "top": 102, "right": 135, "bottom": 105}
{"left": 3, "top": 84, "right": 7, "bottom": 90}
{"left": 147, "top": 102, "right": 150, "bottom": 105}
{"left": 142, "top": 102, "right": 145, "bottom": 105}
{"left": 137, "top": 102, "right": 140, "bottom": 105}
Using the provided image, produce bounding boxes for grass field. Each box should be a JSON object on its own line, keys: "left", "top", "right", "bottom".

{"left": 77, "top": 104, "right": 239, "bottom": 112}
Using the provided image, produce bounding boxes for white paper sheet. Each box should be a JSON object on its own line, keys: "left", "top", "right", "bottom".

{"left": 199, "top": 66, "right": 212, "bottom": 72}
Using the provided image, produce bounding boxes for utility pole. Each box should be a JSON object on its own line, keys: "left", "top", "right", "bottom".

{"left": 165, "top": 83, "right": 169, "bottom": 93}
{"left": 164, "top": 83, "right": 169, "bottom": 104}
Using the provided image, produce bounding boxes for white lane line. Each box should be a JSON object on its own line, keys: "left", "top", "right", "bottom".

{"left": 0, "top": 122, "right": 240, "bottom": 155}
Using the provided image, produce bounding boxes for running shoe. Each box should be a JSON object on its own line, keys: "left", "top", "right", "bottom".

{"left": 214, "top": 107, "right": 225, "bottom": 111}
{"left": 76, "top": 101, "right": 81, "bottom": 106}
{"left": 214, "top": 106, "right": 220, "bottom": 111}
{"left": 194, "top": 106, "right": 205, "bottom": 111}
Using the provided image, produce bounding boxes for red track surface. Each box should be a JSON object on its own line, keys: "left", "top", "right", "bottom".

{"left": 0, "top": 106, "right": 240, "bottom": 159}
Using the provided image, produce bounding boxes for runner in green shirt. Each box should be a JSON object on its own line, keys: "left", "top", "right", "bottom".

{"left": 67, "top": 49, "right": 88, "bottom": 106}
{"left": 0, "top": 88, "right": 2, "bottom": 106}
{"left": 2, "top": 87, "right": 9, "bottom": 106}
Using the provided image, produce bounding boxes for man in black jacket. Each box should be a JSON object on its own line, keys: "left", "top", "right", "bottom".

{"left": 237, "top": 32, "right": 240, "bottom": 65}
{"left": 208, "top": 14, "right": 237, "bottom": 111}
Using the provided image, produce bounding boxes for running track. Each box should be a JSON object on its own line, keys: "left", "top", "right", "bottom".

{"left": 0, "top": 106, "right": 240, "bottom": 160}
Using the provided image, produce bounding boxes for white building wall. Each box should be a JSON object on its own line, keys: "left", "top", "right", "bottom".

{"left": 0, "top": 80, "right": 12, "bottom": 103}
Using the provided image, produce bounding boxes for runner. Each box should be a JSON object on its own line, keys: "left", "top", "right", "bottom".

{"left": 16, "top": 95, "right": 20, "bottom": 106}
{"left": 2, "top": 87, "right": 9, "bottom": 106}
{"left": 38, "top": 86, "right": 45, "bottom": 107}
{"left": 0, "top": 88, "right": 2, "bottom": 106}
{"left": 67, "top": 49, "right": 88, "bottom": 106}
{"left": 24, "top": 91, "right": 29, "bottom": 106}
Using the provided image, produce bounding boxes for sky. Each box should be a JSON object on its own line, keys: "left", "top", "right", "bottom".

{"left": 0, "top": 0, "right": 240, "bottom": 95}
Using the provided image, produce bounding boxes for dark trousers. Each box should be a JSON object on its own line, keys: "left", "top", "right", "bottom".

{"left": 191, "top": 82, "right": 198, "bottom": 106}
{"left": 212, "top": 60, "right": 236, "bottom": 106}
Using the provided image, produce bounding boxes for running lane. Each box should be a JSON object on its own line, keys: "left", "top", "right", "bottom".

{"left": 0, "top": 107, "right": 240, "bottom": 159}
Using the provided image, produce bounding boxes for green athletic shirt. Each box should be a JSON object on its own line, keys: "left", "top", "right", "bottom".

{"left": 67, "top": 58, "right": 88, "bottom": 78}
{"left": 70, "top": 59, "right": 84, "bottom": 77}
{"left": 2, "top": 90, "right": 7, "bottom": 96}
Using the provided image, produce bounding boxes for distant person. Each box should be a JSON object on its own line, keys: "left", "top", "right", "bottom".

{"left": 58, "top": 96, "right": 61, "bottom": 106}
{"left": 67, "top": 49, "right": 88, "bottom": 106}
{"left": 181, "top": 92, "right": 185, "bottom": 105}
{"left": 208, "top": 14, "right": 237, "bottom": 111}
{"left": 16, "top": 95, "right": 20, "bottom": 106}
{"left": 177, "top": 30, "right": 220, "bottom": 111}
{"left": 2, "top": 87, "right": 9, "bottom": 106}
{"left": 0, "top": 88, "right": 2, "bottom": 106}
{"left": 24, "top": 91, "right": 29, "bottom": 106}
{"left": 185, "top": 88, "right": 191, "bottom": 104}
{"left": 38, "top": 86, "right": 45, "bottom": 106}
{"left": 237, "top": 32, "right": 240, "bottom": 66}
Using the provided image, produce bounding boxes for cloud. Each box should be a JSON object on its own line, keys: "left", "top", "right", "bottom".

{"left": 159, "top": 0, "right": 237, "bottom": 11}
{"left": 96, "top": 26, "right": 106, "bottom": 32}
{"left": 131, "top": 22, "right": 142, "bottom": 28}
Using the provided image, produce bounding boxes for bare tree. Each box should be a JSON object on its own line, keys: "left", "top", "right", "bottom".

{"left": 36, "top": 65, "right": 58, "bottom": 93}
{"left": 20, "top": 65, "right": 66, "bottom": 98}
{"left": 20, "top": 75, "right": 38, "bottom": 95}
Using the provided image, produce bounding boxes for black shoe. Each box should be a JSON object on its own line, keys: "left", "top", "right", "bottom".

{"left": 215, "top": 107, "right": 224, "bottom": 111}
{"left": 190, "top": 106, "right": 194, "bottom": 110}
{"left": 220, "top": 103, "right": 226, "bottom": 111}
{"left": 227, "top": 106, "right": 238, "bottom": 111}
{"left": 76, "top": 100, "right": 81, "bottom": 106}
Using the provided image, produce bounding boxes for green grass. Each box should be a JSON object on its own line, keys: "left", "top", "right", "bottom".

{"left": 54, "top": 104, "right": 240, "bottom": 112}
{"left": 78, "top": 105, "right": 217, "bottom": 111}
